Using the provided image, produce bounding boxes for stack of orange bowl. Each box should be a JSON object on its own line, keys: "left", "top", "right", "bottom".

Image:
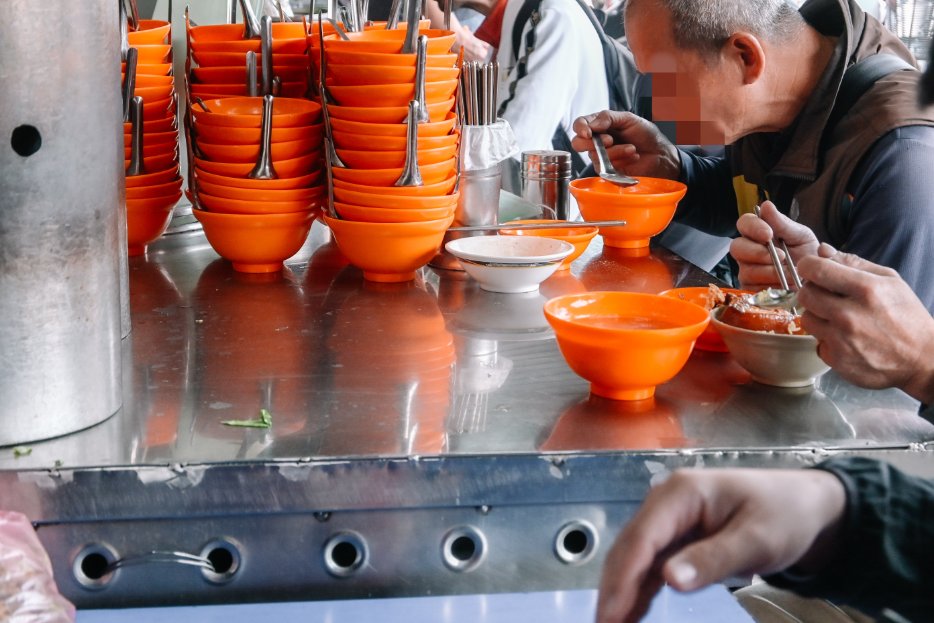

{"left": 189, "top": 95, "right": 326, "bottom": 274}
{"left": 123, "top": 20, "right": 183, "bottom": 257}
{"left": 186, "top": 19, "right": 310, "bottom": 100}
{"left": 318, "top": 27, "right": 461, "bottom": 283}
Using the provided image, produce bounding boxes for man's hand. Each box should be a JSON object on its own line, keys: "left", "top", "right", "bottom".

{"left": 797, "top": 244, "right": 934, "bottom": 405}
{"left": 571, "top": 110, "right": 682, "bottom": 180}
{"left": 596, "top": 468, "right": 846, "bottom": 623}
{"left": 730, "top": 201, "right": 819, "bottom": 290}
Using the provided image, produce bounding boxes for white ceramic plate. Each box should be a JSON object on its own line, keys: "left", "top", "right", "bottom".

{"left": 445, "top": 235, "right": 574, "bottom": 265}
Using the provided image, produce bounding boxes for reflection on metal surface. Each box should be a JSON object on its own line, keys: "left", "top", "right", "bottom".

{"left": 577, "top": 245, "right": 675, "bottom": 294}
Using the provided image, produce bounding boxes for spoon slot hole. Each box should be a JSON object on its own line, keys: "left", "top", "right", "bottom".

{"left": 11, "top": 125, "right": 41, "bottom": 157}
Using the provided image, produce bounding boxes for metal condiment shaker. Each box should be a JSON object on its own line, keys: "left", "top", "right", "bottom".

{"left": 520, "top": 151, "right": 571, "bottom": 220}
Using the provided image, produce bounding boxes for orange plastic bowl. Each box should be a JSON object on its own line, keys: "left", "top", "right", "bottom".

{"left": 191, "top": 97, "right": 322, "bottom": 128}
{"left": 333, "top": 187, "right": 458, "bottom": 209}
{"left": 194, "top": 208, "right": 315, "bottom": 273}
{"left": 125, "top": 191, "right": 181, "bottom": 256}
{"left": 124, "top": 129, "right": 178, "bottom": 147}
{"left": 194, "top": 121, "right": 322, "bottom": 145}
{"left": 335, "top": 144, "right": 457, "bottom": 169}
{"left": 332, "top": 174, "right": 456, "bottom": 197}
{"left": 196, "top": 189, "right": 322, "bottom": 214}
{"left": 660, "top": 286, "right": 751, "bottom": 352}
{"left": 126, "top": 177, "right": 183, "bottom": 200}
{"left": 124, "top": 153, "right": 178, "bottom": 174}
{"left": 334, "top": 201, "right": 455, "bottom": 223}
{"left": 188, "top": 21, "right": 306, "bottom": 43}
{"left": 330, "top": 157, "right": 455, "bottom": 186}
{"left": 124, "top": 117, "right": 177, "bottom": 134}
{"left": 189, "top": 38, "right": 307, "bottom": 55}
{"left": 332, "top": 129, "right": 457, "bottom": 151}
{"left": 189, "top": 81, "right": 307, "bottom": 98}
{"left": 196, "top": 178, "right": 324, "bottom": 204}
{"left": 326, "top": 64, "right": 459, "bottom": 86}
{"left": 192, "top": 65, "right": 309, "bottom": 84}
{"left": 328, "top": 112, "right": 456, "bottom": 137}
{"left": 544, "top": 291, "right": 710, "bottom": 401}
{"left": 127, "top": 20, "right": 171, "bottom": 45}
{"left": 192, "top": 51, "right": 309, "bottom": 68}
{"left": 132, "top": 84, "right": 175, "bottom": 102}
{"left": 328, "top": 80, "right": 458, "bottom": 108}
{"left": 132, "top": 44, "right": 173, "bottom": 64}
{"left": 195, "top": 138, "right": 319, "bottom": 163}
{"left": 124, "top": 144, "right": 178, "bottom": 161}
{"left": 193, "top": 153, "right": 320, "bottom": 178}
{"left": 322, "top": 29, "right": 456, "bottom": 54}
{"left": 324, "top": 49, "right": 456, "bottom": 68}
{"left": 125, "top": 165, "right": 180, "bottom": 188}
{"left": 129, "top": 73, "right": 174, "bottom": 87}
{"left": 569, "top": 176, "right": 687, "bottom": 249}
{"left": 499, "top": 219, "right": 598, "bottom": 271}
{"left": 326, "top": 98, "right": 454, "bottom": 124}
{"left": 124, "top": 61, "right": 173, "bottom": 76}
{"left": 323, "top": 213, "right": 454, "bottom": 282}
{"left": 194, "top": 167, "right": 321, "bottom": 190}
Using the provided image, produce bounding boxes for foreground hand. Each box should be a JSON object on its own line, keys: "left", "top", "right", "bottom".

{"left": 797, "top": 244, "right": 934, "bottom": 404}
{"left": 455, "top": 25, "right": 491, "bottom": 62}
{"left": 596, "top": 468, "right": 846, "bottom": 623}
{"left": 571, "top": 110, "right": 681, "bottom": 180}
{"left": 731, "top": 201, "right": 819, "bottom": 290}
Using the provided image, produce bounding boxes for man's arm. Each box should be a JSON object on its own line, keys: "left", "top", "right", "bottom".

{"left": 673, "top": 148, "right": 739, "bottom": 237}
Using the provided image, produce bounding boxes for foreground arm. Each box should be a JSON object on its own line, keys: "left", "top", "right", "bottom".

{"left": 596, "top": 467, "right": 846, "bottom": 623}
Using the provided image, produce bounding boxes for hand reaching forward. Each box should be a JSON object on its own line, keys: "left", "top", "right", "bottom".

{"left": 571, "top": 110, "right": 682, "bottom": 181}
{"left": 596, "top": 468, "right": 846, "bottom": 623}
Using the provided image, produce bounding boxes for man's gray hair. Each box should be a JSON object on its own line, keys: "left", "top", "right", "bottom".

{"left": 625, "top": 0, "right": 805, "bottom": 55}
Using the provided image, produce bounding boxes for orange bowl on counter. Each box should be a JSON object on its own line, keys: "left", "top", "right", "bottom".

{"left": 544, "top": 291, "right": 710, "bottom": 401}
{"left": 191, "top": 66, "right": 309, "bottom": 84}
{"left": 330, "top": 157, "right": 455, "bottom": 186}
{"left": 194, "top": 208, "right": 316, "bottom": 273}
{"left": 123, "top": 144, "right": 178, "bottom": 160}
{"left": 126, "top": 178, "right": 183, "bottom": 200}
{"left": 124, "top": 129, "right": 178, "bottom": 147}
{"left": 124, "top": 153, "right": 179, "bottom": 174}
{"left": 127, "top": 20, "right": 172, "bottom": 45}
{"left": 322, "top": 29, "right": 456, "bottom": 54}
{"left": 328, "top": 112, "right": 456, "bottom": 137}
{"left": 188, "top": 38, "right": 308, "bottom": 55}
{"left": 326, "top": 64, "right": 460, "bottom": 86}
{"left": 193, "top": 153, "right": 320, "bottom": 178}
{"left": 326, "top": 98, "right": 455, "bottom": 124}
{"left": 499, "top": 220, "right": 598, "bottom": 270}
{"left": 196, "top": 189, "right": 322, "bottom": 214}
{"left": 324, "top": 49, "right": 456, "bottom": 68}
{"left": 333, "top": 187, "right": 458, "bottom": 209}
{"left": 124, "top": 117, "right": 178, "bottom": 134}
{"left": 132, "top": 84, "right": 176, "bottom": 102}
{"left": 125, "top": 166, "right": 181, "bottom": 188}
{"left": 660, "top": 286, "right": 751, "bottom": 352}
{"left": 569, "top": 176, "right": 687, "bottom": 249}
{"left": 194, "top": 167, "right": 321, "bottom": 190}
{"left": 191, "top": 97, "right": 322, "bottom": 128}
{"left": 192, "top": 51, "right": 310, "bottom": 67}
{"left": 132, "top": 44, "right": 173, "bottom": 64}
{"left": 323, "top": 213, "right": 454, "bottom": 282}
{"left": 332, "top": 174, "right": 456, "bottom": 197}
{"left": 126, "top": 192, "right": 180, "bottom": 256}
{"left": 196, "top": 178, "right": 324, "bottom": 204}
{"left": 193, "top": 122, "right": 322, "bottom": 145}
{"left": 129, "top": 73, "right": 175, "bottom": 87}
{"left": 189, "top": 82, "right": 308, "bottom": 98}
{"left": 188, "top": 21, "right": 307, "bottom": 43}
{"left": 327, "top": 80, "right": 459, "bottom": 108}
{"left": 331, "top": 130, "right": 457, "bottom": 151}
{"left": 123, "top": 61, "right": 173, "bottom": 76}
{"left": 195, "top": 139, "right": 319, "bottom": 163}
{"left": 334, "top": 201, "right": 455, "bottom": 223}
{"left": 335, "top": 144, "right": 457, "bottom": 169}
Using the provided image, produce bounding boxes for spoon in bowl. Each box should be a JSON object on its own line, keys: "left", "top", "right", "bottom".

{"left": 591, "top": 134, "right": 639, "bottom": 187}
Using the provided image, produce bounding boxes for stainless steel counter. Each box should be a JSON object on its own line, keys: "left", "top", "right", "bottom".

{"left": 2, "top": 221, "right": 932, "bottom": 608}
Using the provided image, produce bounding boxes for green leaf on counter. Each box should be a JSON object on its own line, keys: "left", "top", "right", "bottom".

{"left": 221, "top": 408, "right": 272, "bottom": 429}
{"left": 13, "top": 446, "right": 32, "bottom": 458}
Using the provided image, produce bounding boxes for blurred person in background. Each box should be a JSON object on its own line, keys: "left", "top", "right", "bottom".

{"left": 425, "top": 0, "right": 493, "bottom": 61}
{"left": 572, "top": 0, "right": 934, "bottom": 311}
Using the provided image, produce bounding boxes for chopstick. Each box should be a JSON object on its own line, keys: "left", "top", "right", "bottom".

{"left": 753, "top": 204, "right": 797, "bottom": 291}
{"left": 459, "top": 61, "right": 498, "bottom": 125}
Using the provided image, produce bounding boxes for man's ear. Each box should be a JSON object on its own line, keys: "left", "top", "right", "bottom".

{"left": 725, "top": 32, "right": 765, "bottom": 85}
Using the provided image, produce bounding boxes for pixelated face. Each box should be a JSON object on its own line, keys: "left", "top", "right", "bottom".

{"left": 625, "top": 1, "right": 744, "bottom": 145}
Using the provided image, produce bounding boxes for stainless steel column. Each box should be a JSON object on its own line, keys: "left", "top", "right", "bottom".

{"left": 0, "top": 0, "right": 124, "bottom": 445}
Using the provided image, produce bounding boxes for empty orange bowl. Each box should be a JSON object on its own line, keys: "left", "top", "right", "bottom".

{"left": 124, "top": 153, "right": 179, "bottom": 174}
{"left": 195, "top": 138, "right": 319, "bottom": 163}
{"left": 660, "top": 286, "right": 751, "bottom": 352}
{"left": 333, "top": 187, "right": 458, "bottom": 209}
{"left": 132, "top": 44, "right": 173, "bottom": 64}
{"left": 125, "top": 61, "right": 173, "bottom": 76}
{"left": 132, "top": 84, "right": 175, "bottom": 101}
{"left": 124, "top": 117, "right": 178, "bottom": 134}
{"left": 323, "top": 213, "right": 454, "bottom": 282}
{"left": 189, "top": 81, "right": 308, "bottom": 98}
{"left": 130, "top": 73, "right": 175, "bottom": 87}
{"left": 326, "top": 64, "right": 460, "bottom": 86}
{"left": 499, "top": 220, "right": 598, "bottom": 270}
{"left": 123, "top": 143, "right": 178, "bottom": 161}
{"left": 326, "top": 98, "right": 455, "bottom": 124}
{"left": 125, "top": 165, "right": 181, "bottom": 188}
{"left": 332, "top": 129, "right": 457, "bottom": 151}
{"left": 126, "top": 177, "right": 183, "bottom": 200}
{"left": 188, "top": 21, "right": 306, "bottom": 43}
{"left": 193, "top": 153, "right": 320, "bottom": 178}
{"left": 328, "top": 112, "right": 456, "bottom": 137}
{"left": 335, "top": 144, "right": 457, "bottom": 168}
{"left": 192, "top": 97, "right": 322, "bottom": 128}
{"left": 196, "top": 189, "right": 322, "bottom": 214}
{"left": 192, "top": 66, "right": 309, "bottom": 84}
{"left": 334, "top": 201, "right": 455, "bottom": 223}
{"left": 126, "top": 191, "right": 180, "bottom": 256}
{"left": 325, "top": 49, "right": 456, "bottom": 68}
{"left": 194, "top": 167, "right": 321, "bottom": 190}
{"left": 569, "top": 176, "right": 687, "bottom": 249}
{"left": 192, "top": 51, "right": 310, "bottom": 68}
{"left": 194, "top": 208, "right": 316, "bottom": 273}
{"left": 127, "top": 20, "right": 171, "bottom": 45}
{"left": 544, "top": 291, "right": 710, "bottom": 401}
{"left": 331, "top": 157, "right": 455, "bottom": 186}
{"left": 196, "top": 177, "right": 324, "bottom": 204}
{"left": 322, "top": 29, "right": 456, "bottom": 54}
{"left": 124, "top": 129, "right": 178, "bottom": 147}
{"left": 332, "top": 174, "right": 456, "bottom": 197}
{"left": 328, "top": 80, "right": 459, "bottom": 107}
{"left": 194, "top": 121, "right": 322, "bottom": 145}
{"left": 189, "top": 38, "right": 307, "bottom": 55}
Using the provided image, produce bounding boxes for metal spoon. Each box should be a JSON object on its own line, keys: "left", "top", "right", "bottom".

{"left": 327, "top": 17, "right": 351, "bottom": 40}
{"left": 317, "top": 16, "right": 336, "bottom": 105}
{"left": 248, "top": 95, "right": 278, "bottom": 180}
{"left": 323, "top": 138, "right": 340, "bottom": 219}
{"left": 751, "top": 204, "right": 801, "bottom": 312}
{"left": 126, "top": 96, "right": 145, "bottom": 176}
{"left": 443, "top": 0, "right": 451, "bottom": 31}
{"left": 395, "top": 100, "right": 423, "bottom": 186}
{"left": 227, "top": 0, "right": 238, "bottom": 25}
{"left": 122, "top": 47, "right": 138, "bottom": 122}
{"left": 238, "top": 0, "right": 261, "bottom": 39}
{"left": 413, "top": 35, "right": 429, "bottom": 123}
{"left": 274, "top": 0, "right": 291, "bottom": 22}
{"left": 385, "top": 0, "right": 403, "bottom": 29}
{"left": 246, "top": 51, "right": 258, "bottom": 97}
{"left": 119, "top": 0, "right": 130, "bottom": 61}
{"left": 125, "top": 0, "right": 140, "bottom": 32}
{"left": 401, "top": 0, "right": 420, "bottom": 54}
{"left": 591, "top": 134, "right": 639, "bottom": 187}
{"left": 260, "top": 15, "right": 274, "bottom": 96}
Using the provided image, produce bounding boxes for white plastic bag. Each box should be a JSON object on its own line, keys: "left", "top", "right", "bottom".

{"left": 0, "top": 512, "right": 75, "bottom": 623}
